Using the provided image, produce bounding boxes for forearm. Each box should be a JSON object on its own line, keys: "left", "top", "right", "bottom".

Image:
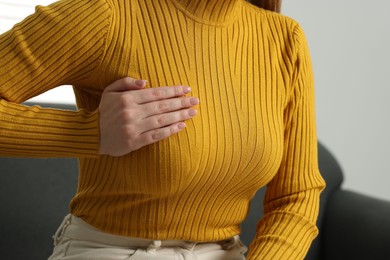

{"left": 0, "top": 100, "right": 99, "bottom": 158}
{"left": 246, "top": 188, "right": 321, "bottom": 259}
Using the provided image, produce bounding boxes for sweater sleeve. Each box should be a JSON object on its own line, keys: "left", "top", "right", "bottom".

{"left": 246, "top": 24, "right": 326, "bottom": 259}
{"left": 0, "top": 0, "right": 112, "bottom": 158}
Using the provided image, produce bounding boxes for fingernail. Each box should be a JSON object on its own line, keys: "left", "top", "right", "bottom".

{"left": 188, "top": 109, "right": 197, "bottom": 117}
{"left": 178, "top": 122, "right": 186, "bottom": 129}
{"left": 190, "top": 98, "right": 199, "bottom": 105}
{"left": 183, "top": 86, "right": 191, "bottom": 94}
{"left": 136, "top": 79, "right": 147, "bottom": 87}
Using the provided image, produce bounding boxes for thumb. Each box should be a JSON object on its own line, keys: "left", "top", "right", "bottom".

{"left": 103, "top": 77, "right": 147, "bottom": 93}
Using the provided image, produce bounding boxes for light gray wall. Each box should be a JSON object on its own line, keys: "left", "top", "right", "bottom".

{"left": 283, "top": 1, "right": 390, "bottom": 200}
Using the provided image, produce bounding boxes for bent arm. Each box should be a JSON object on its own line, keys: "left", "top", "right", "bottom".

{"left": 247, "top": 24, "right": 325, "bottom": 259}
{"left": 0, "top": 0, "right": 111, "bottom": 158}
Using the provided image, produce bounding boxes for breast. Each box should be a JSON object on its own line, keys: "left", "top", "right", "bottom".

{"left": 115, "top": 96, "right": 285, "bottom": 200}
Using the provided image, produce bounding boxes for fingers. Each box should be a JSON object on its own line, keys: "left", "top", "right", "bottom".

{"left": 104, "top": 78, "right": 191, "bottom": 104}
{"left": 140, "top": 108, "right": 198, "bottom": 133}
{"left": 133, "top": 122, "right": 187, "bottom": 150}
{"left": 142, "top": 96, "right": 199, "bottom": 118}
{"left": 133, "top": 107, "right": 198, "bottom": 150}
{"left": 104, "top": 77, "right": 147, "bottom": 93}
{"left": 133, "top": 85, "right": 192, "bottom": 104}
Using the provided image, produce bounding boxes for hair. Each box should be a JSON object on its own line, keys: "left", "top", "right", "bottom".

{"left": 250, "top": 0, "right": 282, "bottom": 13}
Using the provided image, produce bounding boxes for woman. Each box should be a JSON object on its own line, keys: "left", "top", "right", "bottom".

{"left": 0, "top": 0, "right": 325, "bottom": 259}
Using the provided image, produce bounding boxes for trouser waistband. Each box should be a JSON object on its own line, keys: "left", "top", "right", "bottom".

{"left": 54, "top": 214, "right": 244, "bottom": 253}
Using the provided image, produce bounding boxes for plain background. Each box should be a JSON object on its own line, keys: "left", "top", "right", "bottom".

{"left": 1, "top": 0, "right": 390, "bottom": 200}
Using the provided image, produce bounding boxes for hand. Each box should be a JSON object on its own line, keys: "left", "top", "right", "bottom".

{"left": 98, "top": 77, "right": 199, "bottom": 156}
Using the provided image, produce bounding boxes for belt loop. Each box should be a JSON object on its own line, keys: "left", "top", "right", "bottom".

{"left": 147, "top": 240, "right": 162, "bottom": 254}
{"left": 52, "top": 214, "right": 71, "bottom": 246}
{"left": 184, "top": 241, "right": 197, "bottom": 251}
{"left": 233, "top": 235, "right": 240, "bottom": 245}
{"left": 232, "top": 235, "right": 248, "bottom": 254}
{"left": 221, "top": 235, "right": 243, "bottom": 250}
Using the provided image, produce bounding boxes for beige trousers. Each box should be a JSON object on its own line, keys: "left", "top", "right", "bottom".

{"left": 48, "top": 214, "right": 247, "bottom": 260}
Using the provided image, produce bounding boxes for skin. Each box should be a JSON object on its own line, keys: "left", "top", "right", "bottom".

{"left": 99, "top": 77, "right": 199, "bottom": 156}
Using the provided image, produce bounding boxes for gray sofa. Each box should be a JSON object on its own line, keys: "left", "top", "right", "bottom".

{"left": 1, "top": 103, "right": 390, "bottom": 260}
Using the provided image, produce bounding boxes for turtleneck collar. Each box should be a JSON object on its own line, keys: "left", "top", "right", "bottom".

{"left": 171, "top": 0, "right": 243, "bottom": 25}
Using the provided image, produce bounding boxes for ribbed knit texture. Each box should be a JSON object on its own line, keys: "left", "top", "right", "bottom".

{"left": 0, "top": 0, "right": 325, "bottom": 259}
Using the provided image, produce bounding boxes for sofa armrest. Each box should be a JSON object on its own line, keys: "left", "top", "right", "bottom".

{"left": 322, "top": 189, "right": 390, "bottom": 260}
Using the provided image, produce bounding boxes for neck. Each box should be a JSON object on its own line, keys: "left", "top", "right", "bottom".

{"left": 173, "top": 0, "right": 242, "bottom": 24}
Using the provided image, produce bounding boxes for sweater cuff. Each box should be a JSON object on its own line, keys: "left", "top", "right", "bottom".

{"left": 246, "top": 211, "right": 319, "bottom": 260}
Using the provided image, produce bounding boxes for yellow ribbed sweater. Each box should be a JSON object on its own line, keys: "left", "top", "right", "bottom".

{"left": 0, "top": 0, "right": 325, "bottom": 258}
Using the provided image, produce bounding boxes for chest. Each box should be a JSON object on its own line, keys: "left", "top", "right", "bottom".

{"left": 128, "top": 19, "right": 287, "bottom": 180}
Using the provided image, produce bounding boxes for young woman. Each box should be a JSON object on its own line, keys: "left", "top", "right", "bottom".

{"left": 0, "top": 0, "right": 325, "bottom": 259}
